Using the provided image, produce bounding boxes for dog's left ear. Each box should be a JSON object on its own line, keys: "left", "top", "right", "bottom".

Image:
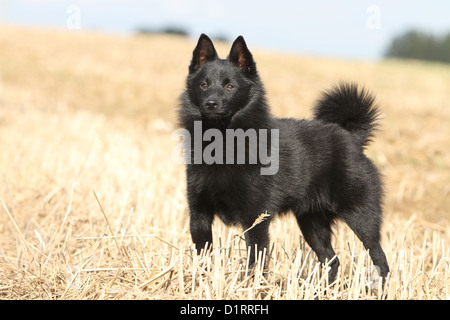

{"left": 228, "top": 36, "right": 257, "bottom": 76}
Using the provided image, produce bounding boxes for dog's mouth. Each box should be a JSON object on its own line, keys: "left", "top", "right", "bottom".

{"left": 201, "top": 110, "right": 232, "bottom": 118}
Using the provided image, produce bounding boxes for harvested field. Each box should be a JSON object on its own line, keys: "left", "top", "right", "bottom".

{"left": 0, "top": 25, "right": 448, "bottom": 299}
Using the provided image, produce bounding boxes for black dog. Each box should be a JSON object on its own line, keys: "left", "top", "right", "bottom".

{"left": 178, "top": 34, "right": 389, "bottom": 283}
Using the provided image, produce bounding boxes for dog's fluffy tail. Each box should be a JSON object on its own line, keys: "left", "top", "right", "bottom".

{"left": 313, "top": 82, "right": 380, "bottom": 148}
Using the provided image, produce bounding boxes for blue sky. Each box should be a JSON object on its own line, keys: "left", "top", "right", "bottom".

{"left": 1, "top": 0, "right": 450, "bottom": 60}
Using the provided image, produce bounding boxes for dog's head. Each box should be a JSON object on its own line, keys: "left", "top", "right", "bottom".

{"left": 186, "top": 34, "right": 260, "bottom": 120}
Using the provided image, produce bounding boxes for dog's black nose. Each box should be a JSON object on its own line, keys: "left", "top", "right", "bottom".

{"left": 205, "top": 100, "right": 219, "bottom": 111}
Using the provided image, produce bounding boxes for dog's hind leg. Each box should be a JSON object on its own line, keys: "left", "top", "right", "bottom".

{"left": 341, "top": 207, "right": 390, "bottom": 280}
{"left": 295, "top": 212, "right": 340, "bottom": 283}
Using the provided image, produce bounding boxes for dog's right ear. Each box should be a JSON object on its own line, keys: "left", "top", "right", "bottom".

{"left": 189, "top": 34, "right": 218, "bottom": 73}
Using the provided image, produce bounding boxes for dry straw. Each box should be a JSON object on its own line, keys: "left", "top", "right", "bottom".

{"left": 0, "top": 25, "right": 449, "bottom": 300}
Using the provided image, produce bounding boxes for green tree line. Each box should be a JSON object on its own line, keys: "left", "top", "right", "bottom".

{"left": 385, "top": 30, "right": 450, "bottom": 63}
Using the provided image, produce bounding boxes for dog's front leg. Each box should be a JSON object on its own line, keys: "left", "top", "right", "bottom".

{"left": 244, "top": 219, "right": 270, "bottom": 269}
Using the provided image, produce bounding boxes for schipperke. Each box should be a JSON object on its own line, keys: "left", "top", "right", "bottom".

{"left": 177, "top": 34, "right": 389, "bottom": 283}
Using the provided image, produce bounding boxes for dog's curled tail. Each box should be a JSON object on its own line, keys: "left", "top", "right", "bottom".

{"left": 313, "top": 82, "right": 381, "bottom": 148}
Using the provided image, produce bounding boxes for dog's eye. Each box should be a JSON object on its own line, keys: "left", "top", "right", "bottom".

{"left": 225, "top": 83, "right": 235, "bottom": 90}
{"left": 200, "top": 82, "right": 208, "bottom": 90}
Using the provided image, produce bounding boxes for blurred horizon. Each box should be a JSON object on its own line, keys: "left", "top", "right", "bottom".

{"left": 1, "top": 0, "right": 450, "bottom": 60}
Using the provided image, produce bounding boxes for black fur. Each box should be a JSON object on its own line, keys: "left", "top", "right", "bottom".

{"left": 178, "top": 34, "right": 389, "bottom": 283}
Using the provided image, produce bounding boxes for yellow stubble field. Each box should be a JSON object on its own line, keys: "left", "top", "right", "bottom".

{"left": 0, "top": 25, "right": 448, "bottom": 299}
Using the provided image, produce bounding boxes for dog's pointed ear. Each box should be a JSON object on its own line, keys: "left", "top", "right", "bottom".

{"left": 189, "top": 34, "right": 218, "bottom": 73}
{"left": 228, "top": 36, "right": 256, "bottom": 76}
